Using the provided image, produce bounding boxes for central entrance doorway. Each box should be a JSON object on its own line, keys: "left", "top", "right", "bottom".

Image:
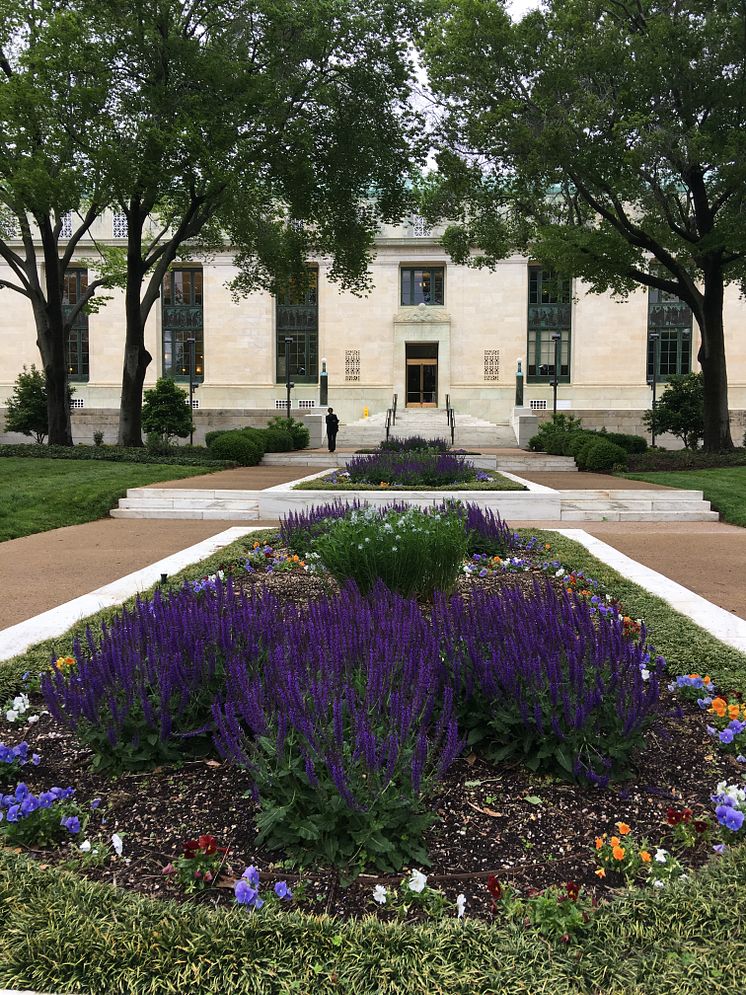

{"left": 406, "top": 342, "right": 438, "bottom": 406}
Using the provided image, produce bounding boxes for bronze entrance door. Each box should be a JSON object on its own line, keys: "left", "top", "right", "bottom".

{"left": 405, "top": 343, "right": 438, "bottom": 406}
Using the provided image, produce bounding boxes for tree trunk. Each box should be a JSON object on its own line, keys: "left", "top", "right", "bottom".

{"left": 697, "top": 267, "right": 734, "bottom": 452}
{"left": 117, "top": 219, "right": 152, "bottom": 447}
{"left": 37, "top": 316, "right": 72, "bottom": 446}
{"left": 118, "top": 282, "right": 152, "bottom": 446}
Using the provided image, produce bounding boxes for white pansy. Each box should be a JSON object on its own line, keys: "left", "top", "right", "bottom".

{"left": 372, "top": 885, "right": 387, "bottom": 905}
{"left": 79, "top": 840, "right": 92, "bottom": 853}
{"left": 27, "top": 714, "right": 39, "bottom": 724}
{"left": 654, "top": 848, "right": 668, "bottom": 863}
{"left": 640, "top": 669, "right": 650, "bottom": 681}
{"left": 408, "top": 869, "right": 427, "bottom": 894}
{"left": 652, "top": 879, "right": 665, "bottom": 889}
{"left": 5, "top": 710, "right": 18, "bottom": 722}
{"left": 111, "top": 833, "right": 123, "bottom": 857}
{"left": 456, "top": 893, "right": 466, "bottom": 918}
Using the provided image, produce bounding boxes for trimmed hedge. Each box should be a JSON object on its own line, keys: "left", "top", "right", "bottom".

{"left": 209, "top": 430, "right": 264, "bottom": 466}
{"left": 604, "top": 431, "right": 648, "bottom": 454}
{"left": 0, "top": 443, "right": 233, "bottom": 467}
{"left": 263, "top": 428, "right": 295, "bottom": 452}
{"left": 583, "top": 439, "right": 628, "bottom": 472}
{"left": 626, "top": 447, "right": 746, "bottom": 472}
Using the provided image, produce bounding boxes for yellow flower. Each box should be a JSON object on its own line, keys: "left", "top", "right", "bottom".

{"left": 610, "top": 836, "right": 620, "bottom": 847}
{"left": 545, "top": 543, "right": 551, "bottom": 550}
{"left": 616, "top": 822, "right": 631, "bottom": 836}
{"left": 728, "top": 704, "right": 740, "bottom": 720}
{"left": 612, "top": 846, "right": 626, "bottom": 861}
{"left": 640, "top": 851, "right": 652, "bottom": 863}
{"left": 595, "top": 837, "right": 604, "bottom": 850}
{"left": 595, "top": 868, "right": 606, "bottom": 878}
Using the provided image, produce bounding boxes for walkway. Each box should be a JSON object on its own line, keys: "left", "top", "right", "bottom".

{"left": 149, "top": 465, "right": 330, "bottom": 489}
{"left": 0, "top": 519, "right": 276, "bottom": 629}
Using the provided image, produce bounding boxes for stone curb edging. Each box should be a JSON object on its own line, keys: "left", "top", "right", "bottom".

{"left": 557, "top": 529, "right": 746, "bottom": 653}
{"left": 0, "top": 526, "right": 264, "bottom": 663}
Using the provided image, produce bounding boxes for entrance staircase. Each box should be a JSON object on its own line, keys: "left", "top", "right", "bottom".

{"left": 342, "top": 409, "right": 517, "bottom": 449}
{"left": 559, "top": 489, "right": 718, "bottom": 522}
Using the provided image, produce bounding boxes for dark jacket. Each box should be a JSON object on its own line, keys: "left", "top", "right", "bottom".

{"left": 325, "top": 413, "right": 340, "bottom": 435}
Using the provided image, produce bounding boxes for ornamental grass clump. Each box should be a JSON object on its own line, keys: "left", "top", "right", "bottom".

{"left": 313, "top": 505, "right": 468, "bottom": 597}
{"left": 346, "top": 451, "right": 476, "bottom": 487}
{"left": 213, "top": 583, "right": 462, "bottom": 874}
{"left": 433, "top": 581, "right": 664, "bottom": 783}
{"left": 41, "top": 580, "right": 280, "bottom": 771}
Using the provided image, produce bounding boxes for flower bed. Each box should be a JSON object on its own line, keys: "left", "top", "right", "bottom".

{"left": 1, "top": 508, "right": 745, "bottom": 991}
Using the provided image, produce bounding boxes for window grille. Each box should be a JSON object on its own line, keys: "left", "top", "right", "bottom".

{"left": 411, "top": 215, "right": 431, "bottom": 237}
{"left": 297, "top": 399, "right": 316, "bottom": 408}
{"left": 112, "top": 212, "right": 129, "bottom": 238}
{"left": 189, "top": 399, "right": 199, "bottom": 409}
{"left": 69, "top": 397, "right": 85, "bottom": 409}
{"left": 345, "top": 349, "right": 361, "bottom": 382}
{"left": 60, "top": 213, "right": 73, "bottom": 239}
{"left": 483, "top": 349, "right": 500, "bottom": 381}
{"left": 529, "top": 399, "right": 548, "bottom": 411}
{"left": 275, "top": 399, "right": 290, "bottom": 409}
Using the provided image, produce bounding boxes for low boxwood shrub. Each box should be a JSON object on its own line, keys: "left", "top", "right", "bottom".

{"left": 204, "top": 430, "right": 228, "bottom": 449}
{"left": 314, "top": 506, "right": 468, "bottom": 598}
{"left": 209, "top": 430, "right": 263, "bottom": 466}
{"left": 262, "top": 428, "right": 294, "bottom": 452}
{"left": 564, "top": 431, "right": 597, "bottom": 458}
{"left": 583, "top": 439, "right": 629, "bottom": 473}
{"left": 603, "top": 432, "right": 647, "bottom": 454}
{"left": 528, "top": 414, "right": 584, "bottom": 452}
{"left": 626, "top": 447, "right": 746, "bottom": 472}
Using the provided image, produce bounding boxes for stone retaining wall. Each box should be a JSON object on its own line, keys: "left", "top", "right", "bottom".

{"left": 536, "top": 408, "right": 746, "bottom": 446}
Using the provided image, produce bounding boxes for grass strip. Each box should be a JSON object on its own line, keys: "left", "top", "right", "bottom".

{"left": 0, "top": 458, "right": 223, "bottom": 541}
{"left": 1, "top": 837, "right": 745, "bottom": 993}
{"left": 620, "top": 466, "right": 746, "bottom": 528}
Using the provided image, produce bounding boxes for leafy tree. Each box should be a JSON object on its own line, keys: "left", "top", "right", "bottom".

{"left": 643, "top": 372, "right": 704, "bottom": 450}
{"left": 420, "top": 0, "right": 746, "bottom": 451}
{"left": 0, "top": 1, "right": 118, "bottom": 445}
{"left": 141, "top": 377, "right": 193, "bottom": 445}
{"left": 87, "top": 0, "right": 422, "bottom": 446}
{"left": 4, "top": 365, "right": 49, "bottom": 443}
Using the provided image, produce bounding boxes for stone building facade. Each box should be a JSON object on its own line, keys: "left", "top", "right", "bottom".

{"left": 1, "top": 213, "right": 745, "bottom": 443}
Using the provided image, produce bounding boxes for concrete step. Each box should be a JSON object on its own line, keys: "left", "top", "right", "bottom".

{"left": 559, "top": 489, "right": 705, "bottom": 501}
{"left": 560, "top": 509, "right": 719, "bottom": 522}
{"left": 111, "top": 507, "right": 261, "bottom": 521}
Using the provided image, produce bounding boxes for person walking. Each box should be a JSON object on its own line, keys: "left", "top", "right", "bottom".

{"left": 325, "top": 407, "right": 340, "bottom": 452}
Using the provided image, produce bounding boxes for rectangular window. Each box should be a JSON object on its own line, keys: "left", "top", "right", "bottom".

{"left": 162, "top": 268, "right": 204, "bottom": 381}
{"left": 276, "top": 269, "right": 318, "bottom": 384}
{"left": 401, "top": 267, "right": 445, "bottom": 306}
{"left": 647, "top": 286, "right": 693, "bottom": 381}
{"left": 527, "top": 267, "right": 571, "bottom": 383}
{"left": 62, "top": 269, "right": 89, "bottom": 382}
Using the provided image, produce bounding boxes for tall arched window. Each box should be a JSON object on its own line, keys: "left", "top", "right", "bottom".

{"left": 162, "top": 268, "right": 204, "bottom": 382}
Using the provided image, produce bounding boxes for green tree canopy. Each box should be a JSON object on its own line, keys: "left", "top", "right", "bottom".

{"left": 4, "top": 365, "right": 49, "bottom": 443}
{"left": 419, "top": 0, "right": 746, "bottom": 450}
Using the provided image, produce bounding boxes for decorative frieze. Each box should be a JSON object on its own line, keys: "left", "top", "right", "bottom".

{"left": 483, "top": 349, "right": 500, "bottom": 381}
{"left": 345, "top": 349, "right": 361, "bottom": 382}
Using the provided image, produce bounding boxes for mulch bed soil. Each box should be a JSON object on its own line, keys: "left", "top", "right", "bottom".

{"left": 1, "top": 564, "right": 738, "bottom": 922}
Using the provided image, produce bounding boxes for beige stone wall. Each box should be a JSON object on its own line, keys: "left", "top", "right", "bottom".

{"left": 1, "top": 216, "right": 746, "bottom": 428}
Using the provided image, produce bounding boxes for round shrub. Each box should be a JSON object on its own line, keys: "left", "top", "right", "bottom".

{"left": 205, "top": 430, "right": 228, "bottom": 449}
{"left": 565, "top": 431, "right": 598, "bottom": 458}
{"left": 542, "top": 432, "right": 569, "bottom": 456}
{"left": 267, "top": 416, "right": 310, "bottom": 450}
{"left": 583, "top": 439, "right": 629, "bottom": 472}
{"left": 262, "top": 428, "right": 294, "bottom": 452}
{"left": 604, "top": 432, "right": 648, "bottom": 454}
{"left": 210, "top": 430, "right": 263, "bottom": 466}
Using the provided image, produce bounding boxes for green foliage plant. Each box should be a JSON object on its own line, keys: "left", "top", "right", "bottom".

{"left": 313, "top": 506, "right": 467, "bottom": 598}
{"left": 3, "top": 365, "right": 50, "bottom": 443}
{"left": 643, "top": 373, "right": 705, "bottom": 450}
{"left": 251, "top": 731, "right": 434, "bottom": 876}
{"left": 528, "top": 414, "right": 584, "bottom": 452}
{"left": 267, "top": 416, "right": 310, "bottom": 450}
{"left": 262, "top": 428, "right": 294, "bottom": 452}
{"left": 603, "top": 432, "right": 647, "bottom": 454}
{"left": 141, "top": 378, "right": 193, "bottom": 445}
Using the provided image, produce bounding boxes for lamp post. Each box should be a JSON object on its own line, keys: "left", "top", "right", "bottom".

{"left": 648, "top": 332, "right": 660, "bottom": 447}
{"left": 320, "top": 356, "right": 328, "bottom": 407}
{"left": 551, "top": 333, "right": 561, "bottom": 418}
{"left": 284, "top": 336, "right": 294, "bottom": 422}
{"left": 186, "top": 337, "right": 196, "bottom": 445}
{"left": 515, "top": 357, "right": 524, "bottom": 408}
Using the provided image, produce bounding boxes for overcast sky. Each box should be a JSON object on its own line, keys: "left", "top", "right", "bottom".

{"left": 507, "top": 0, "right": 541, "bottom": 18}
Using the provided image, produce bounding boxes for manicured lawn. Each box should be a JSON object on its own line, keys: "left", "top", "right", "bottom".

{"left": 620, "top": 466, "right": 746, "bottom": 527}
{"left": 0, "top": 457, "right": 213, "bottom": 541}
